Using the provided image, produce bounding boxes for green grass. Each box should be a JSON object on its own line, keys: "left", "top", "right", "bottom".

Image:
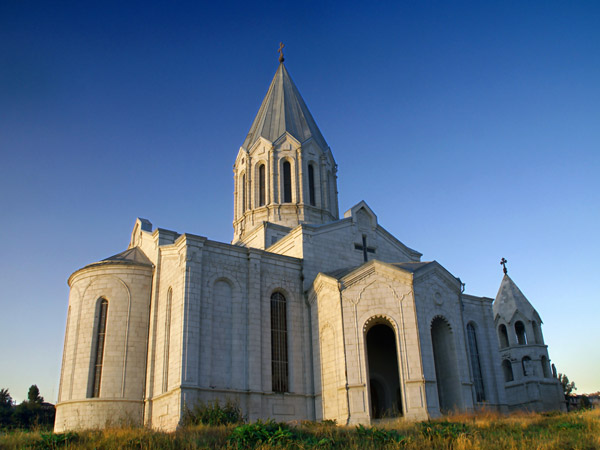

{"left": 1, "top": 409, "right": 598, "bottom": 449}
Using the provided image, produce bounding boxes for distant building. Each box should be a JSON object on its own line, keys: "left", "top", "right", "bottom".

{"left": 54, "top": 54, "right": 566, "bottom": 432}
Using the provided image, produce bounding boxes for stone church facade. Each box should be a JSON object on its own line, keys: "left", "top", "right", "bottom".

{"left": 54, "top": 57, "right": 565, "bottom": 432}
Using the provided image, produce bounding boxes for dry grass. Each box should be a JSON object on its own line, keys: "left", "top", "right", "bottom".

{"left": 0, "top": 408, "right": 598, "bottom": 449}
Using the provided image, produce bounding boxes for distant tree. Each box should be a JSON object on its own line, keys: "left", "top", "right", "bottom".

{"left": 10, "top": 385, "right": 54, "bottom": 430}
{"left": 0, "top": 389, "right": 12, "bottom": 408}
{"left": 0, "top": 388, "right": 14, "bottom": 428}
{"left": 27, "top": 385, "right": 43, "bottom": 404}
{"left": 558, "top": 373, "right": 577, "bottom": 397}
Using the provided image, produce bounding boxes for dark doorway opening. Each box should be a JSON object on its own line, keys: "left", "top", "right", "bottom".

{"left": 366, "top": 323, "right": 403, "bottom": 418}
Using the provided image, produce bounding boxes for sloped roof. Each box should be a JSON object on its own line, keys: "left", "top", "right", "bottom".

{"left": 242, "top": 63, "right": 328, "bottom": 151}
{"left": 390, "top": 262, "right": 433, "bottom": 273}
{"left": 82, "top": 247, "right": 153, "bottom": 270}
{"left": 493, "top": 274, "right": 540, "bottom": 322}
{"left": 325, "top": 261, "right": 434, "bottom": 280}
{"left": 102, "top": 247, "right": 153, "bottom": 266}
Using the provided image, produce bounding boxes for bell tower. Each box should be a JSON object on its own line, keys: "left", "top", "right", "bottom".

{"left": 232, "top": 49, "right": 339, "bottom": 245}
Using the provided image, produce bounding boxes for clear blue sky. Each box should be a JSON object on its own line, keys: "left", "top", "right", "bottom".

{"left": 1, "top": 1, "right": 598, "bottom": 403}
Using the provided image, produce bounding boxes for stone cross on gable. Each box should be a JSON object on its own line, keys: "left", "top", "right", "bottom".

{"left": 354, "top": 234, "right": 375, "bottom": 262}
{"left": 500, "top": 257, "right": 508, "bottom": 275}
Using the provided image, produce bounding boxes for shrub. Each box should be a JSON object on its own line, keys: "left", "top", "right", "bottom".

{"left": 37, "top": 432, "right": 78, "bottom": 449}
{"left": 182, "top": 399, "right": 244, "bottom": 426}
{"left": 355, "top": 424, "right": 408, "bottom": 445}
{"left": 227, "top": 420, "right": 294, "bottom": 449}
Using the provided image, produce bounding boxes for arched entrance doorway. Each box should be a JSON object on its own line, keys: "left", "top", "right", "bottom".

{"left": 366, "top": 322, "right": 402, "bottom": 419}
{"left": 431, "top": 316, "right": 462, "bottom": 412}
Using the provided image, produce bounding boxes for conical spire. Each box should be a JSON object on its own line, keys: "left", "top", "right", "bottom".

{"left": 242, "top": 63, "right": 328, "bottom": 151}
{"left": 493, "top": 274, "right": 540, "bottom": 322}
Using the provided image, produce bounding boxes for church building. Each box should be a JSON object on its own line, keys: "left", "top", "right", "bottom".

{"left": 54, "top": 50, "right": 565, "bottom": 432}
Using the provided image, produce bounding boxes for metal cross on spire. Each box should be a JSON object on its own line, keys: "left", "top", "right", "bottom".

{"left": 278, "top": 42, "right": 285, "bottom": 63}
{"left": 500, "top": 257, "right": 508, "bottom": 275}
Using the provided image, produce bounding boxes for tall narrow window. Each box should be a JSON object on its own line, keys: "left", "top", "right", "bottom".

{"left": 282, "top": 161, "right": 292, "bottom": 203}
{"left": 271, "top": 292, "right": 288, "bottom": 392}
{"left": 91, "top": 298, "right": 108, "bottom": 398}
{"left": 522, "top": 356, "right": 532, "bottom": 376}
{"left": 259, "top": 164, "right": 266, "bottom": 206}
{"left": 162, "top": 288, "right": 172, "bottom": 393}
{"left": 241, "top": 174, "right": 246, "bottom": 212}
{"left": 498, "top": 324, "right": 509, "bottom": 348}
{"left": 502, "top": 359, "right": 514, "bottom": 382}
{"left": 466, "top": 323, "right": 486, "bottom": 402}
{"left": 515, "top": 321, "right": 527, "bottom": 345}
{"left": 308, "top": 164, "right": 316, "bottom": 206}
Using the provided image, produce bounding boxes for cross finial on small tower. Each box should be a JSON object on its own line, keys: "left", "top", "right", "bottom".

{"left": 278, "top": 42, "right": 285, "bottom": 63}
{"left": 500, "top": 257, "right": 508, "bottom": 275}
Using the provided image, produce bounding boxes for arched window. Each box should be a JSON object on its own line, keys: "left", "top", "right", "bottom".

{"left": 498, "top": 324, "right": 509, "bottom": 348}
{"left": 466, "top": 323, "right": 486, "bottom": 402}
{"left": 91, "top": 298, "right": 108, "bottom": 398}
{"left": 541, "top": 356, "right": 551, "bottom": 378}
{"left": 502, "top": 359, "right": 514, "bottom": 382}
{"left": 308, "top": 164, "right": 316, "bottom": 206}
{"left": 271, "top": 292, "right": 288, "bottom": 392}
{"left": 241, "top": 174, "right": 246, "bottom": 213}
{"left": 258, "top": 164, "right": 266, "bottom": 207}
{"left": 162, "top": 288, "right": 172, "bottom": 393}
{"left": 515, "top": 321, "right": 527, "bottom": 345}
{"left": 522, "top": 356, "right": 532, "bottom": 376}
{"left": 282, "top": 161, "right": 292, "bottom": 203}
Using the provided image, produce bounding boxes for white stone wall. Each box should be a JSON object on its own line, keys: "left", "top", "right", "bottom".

{"left": 494, "top": 302, "right": 565, "bottom": 412}
{"left": 269, "top": 213, "right": 420, "bottom": 292}
{"left": 142, "top": 233, "right": 314, "bottom": 430}
{"left": 232, "top": 135, "right": 338, "bottom": 244}
{"left": 310, "top": 261, "right": 429, "bottom": 424}
{"left": 461, "top": 295, "right": 507, "bottom": 410}
{"left": 412, "top": 265, "right": 474, "bottom": 417}
{"left": 55, "top": 262, "right": 153, "bottom": 432}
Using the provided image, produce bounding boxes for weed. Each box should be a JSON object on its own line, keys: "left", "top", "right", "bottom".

{"left": 227, "top": 420, "right": 294, "bottom": 448}
{"left": 355, "top": 424, "right": 408, "bottom": 445}
{"left": 182, "top": 399, "right": 244, "bottom": 426}
{"left": 37, "top": 431, "right": 78, "bottom": 449}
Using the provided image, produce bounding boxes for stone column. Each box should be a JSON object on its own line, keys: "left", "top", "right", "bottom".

{"left": 247, "top": 249, "right": 262, "bottom": 420}
{"left": 269, "top": 148, "right": 276, "bottom": 204}
{"left": 246, "top": 156, "right": 252, "bottom": 211}
{"left": 320, "top": 155, "right": 329, "bottom": 211}
{"left": 296, "top": 147, "right": 304, "bottom": 205}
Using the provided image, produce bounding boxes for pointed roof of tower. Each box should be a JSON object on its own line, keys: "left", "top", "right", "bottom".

{"left": 493, "top": 274, "right": 541, "bottom": 322}
{"left": 242, "top": 63, "right": 328, "bottom": 151}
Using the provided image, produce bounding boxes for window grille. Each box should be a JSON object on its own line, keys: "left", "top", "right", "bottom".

{"left": 91, "top": 298, "right": 108, "bottom": 398}
{"left": 466, "top": 323, "right": 486, "bottom": 402}
{"left": 271, "top": 292, "right": 288, "bottom": 392}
